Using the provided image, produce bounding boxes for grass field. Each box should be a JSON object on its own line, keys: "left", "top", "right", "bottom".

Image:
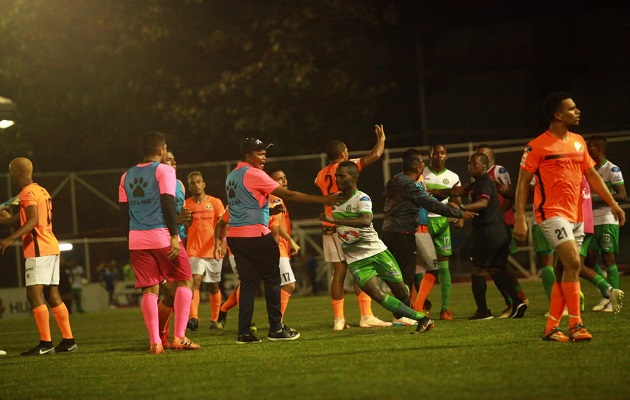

{"left": 1, "top": 277, "right": 629, "bottom": 400}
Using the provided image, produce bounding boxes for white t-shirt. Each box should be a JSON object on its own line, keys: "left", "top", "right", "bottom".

{"left": 422, "top": 167, "right": 460, "bottom": 218}
{"left": 332, "top": 190, "right": 386, "bottom": 264}
{"left": 593, "top": 160, "right": 624, "bottom": 225}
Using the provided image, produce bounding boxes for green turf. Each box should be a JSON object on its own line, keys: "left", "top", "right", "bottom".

{"left": 1, "top": 277, "right": 628, "bottom": 400}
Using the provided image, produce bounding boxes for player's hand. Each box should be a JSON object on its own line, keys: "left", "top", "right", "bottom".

{"left": 213, "top": 242, "right": 224, "bottom": 260}
{"left": 290, "top": 240, "right": 301, "bottom": 256}
{"left": 319, "top": 213, "right": 334, "bottom": 223}
{"left": 612, "top": 205, "right": 626, "bottom": 226}
{"left": 461, "top": 211, "right": 477, "bottom": 220}
{"left": 322, "top": 192, "right": 342, "bottom": 206}
{"left": 513, "top": 219, "right": 528, "bottom": 243}
{"left": 495, "top": 179, "right": 510, "bottom": 197}
{"left": 0, "top": 210, "right": 12, "bottom": 225}
{"left": 374, "top": 124, "right": 385, "bottom": 141}
{"left": 270, "top": 204, "right": 284, "bottom": 216}
{"left": 0, "top": 237, "right": 12, "bottom": 255}
{"left": 167, "top": 236, "right": 180, "bottom": 260}
{"left": 177, "top": 207, "right": 192, "bottom": 226}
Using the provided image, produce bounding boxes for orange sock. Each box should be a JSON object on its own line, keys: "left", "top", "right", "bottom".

{"left": 157, "top": 300, "right": 173, "bottom": 334}
{"left": 221, "top": 288, "right": 238, "bottom": 312}
{"left": 357, "top": 291, "right": 372, "bottom": 316}
{"left": 280, "top": 289, "right": 292, "bottom": 320}
{"left": 332, "top": 298, "right": 344, "bottom": 320}
{"left": 545, "top": 282, "right": 566, "bottom": 332}
{"left": 413, "top": 273, "right": 435, "bottom": 311}
{"left": 52, "top": 303, "right": 73, "bottom": 339}
{"left": 189, "top": 289, "right": 200, "bottom": 319}
{"left": 210, "top": 292, "right": 222, "bottom": 322}
{"left": 561, "top": 281, "right": 583, "bottom": 328}
{"left": 33, "top": 304, "right": 52, "bottom": 342}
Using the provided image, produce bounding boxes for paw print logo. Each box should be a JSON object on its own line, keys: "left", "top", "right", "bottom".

{"left": 226, "top": 180, "right": 238, "bottom": 199}
{"left": 129, "top": 177, "right": 148, "bottom": 198}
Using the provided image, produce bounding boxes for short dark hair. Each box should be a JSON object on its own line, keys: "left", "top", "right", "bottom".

{"left": 402, "top": 148, "right": 422, "bottom": 162}
{"left": 325, "top": 140, "right": 346, "bottom": 161}
{"left": 472, "top": 152, "right": 489, "bottom": 167}
{"left": 187, "top": 171, "right": 203, "bottom": 183}
{"left": 138, "top": 131, "right": 166, "bottom": 157}
{"left": 429, "top": 144, "right": 446, "bottom": 155}
{"left": 266, "top": 167, "right": 284, "bottom": 177}
{"left": 587, "top": 135, "right": 607, "bottom": 152}
{"left": 402, "top": 155, "right": 422, "bottom": 172}
{"left": 542, "top": 92, "right": 571, "bottom": 123}
{"left": 338, "top": 161, "right": 359, "bottom": 177}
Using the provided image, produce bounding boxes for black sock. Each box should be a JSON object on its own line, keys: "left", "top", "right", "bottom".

{"left": 471, "top": 275, "right": 488, "bottom": 312}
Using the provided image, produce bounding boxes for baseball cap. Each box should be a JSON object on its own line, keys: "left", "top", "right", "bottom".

{"left": 240, "top": 137, "right": 274, "bottom": 156}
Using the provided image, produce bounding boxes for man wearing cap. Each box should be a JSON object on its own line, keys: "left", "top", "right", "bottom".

{"left": 226, "top": 137, "right": 339, "bottom": 344}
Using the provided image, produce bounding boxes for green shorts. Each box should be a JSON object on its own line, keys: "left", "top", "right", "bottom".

{"left": 532, "top": 224, "right": 553, "bottom": 255}
{"left": 428, "top": 217, "right": 452, "bottom": 257}
{"left": 587, "top": 224, "right": 619, "bottom": 254}
{"left": 580, "top": 234, "right": 593, "bottom": 258}
{"left": 347, "top": 249, "right": 403, "bottom": 288}
{"left": 507, "top": 227, "right": 518, "bottom": 255}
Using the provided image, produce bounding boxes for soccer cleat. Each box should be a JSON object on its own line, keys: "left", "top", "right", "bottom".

{"left": 568, "top": 324, "right": 592, "bottom": 341}
{"left": 602, "top": 303, "right": 613, "bottom": 313}
{"left": 439, "top": 310, "right": 453, "bottom": 321}
{"left": 281, "top": 324, "right": 295, "bottom": 332}
{"left": 333, "top": 318, "right": 350, "bottom": 331}
{"left": 160, "top": 331, "right": 172, "bottom": 349}
{"left": 171, "top": 336, "right": 201, "bottom": 350}
{"left": 608, "top": 288, "right": 624, "bottom": 314}
{"left": 21, "top": 341, "right": 55, "bottom": 356}
{"left": 392, "top": 316, "right": 418, "bottom": 326}
{"left": 497, "top": 305, "right": 512, "bottom": 319}
{"left": 209, "top": 321, "right": 219, "bottom": 330}
{"left": 359, "top": 315, "right": 393, "bottom": 328}
{"left": 592, "top": 297, "right": 610, "bottom": 312}
{"left": 148, "top": 343, "right": 164, "bottom": 354}
{"left": 412, "top": 317, "right": 435, "bottom": 334}
{"left": 187, "top": 317, "right": 199, "bottom": 332}
{"left": 509, "top": 303, "right": 528, "bottom": 319}
{"left": 217, "top": 310, "right": 228, "bottom": 329}
{"left": 236, "top": 333, "right": 262, "bottom": 344}
{"left": 268, "top": 326, "right": 301, "bottom": 341}
{"left": 468, "top": 309, "right": 494, "bottom": 320}
{"left": 542, "top": 327, "right": 570, "bottom": 342}
{"left": 54, "top": 338, "right": 78, "bottom": 353}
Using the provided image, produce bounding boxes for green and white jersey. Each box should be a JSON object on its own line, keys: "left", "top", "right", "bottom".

{"left": 593, "top": 159, "right": 624, "bottom": 225}
{"left": 422, "top": 167, "right": 460, "bottom": 218}
{"left": 332, "top": 189, "right": 386, "bottom": 264}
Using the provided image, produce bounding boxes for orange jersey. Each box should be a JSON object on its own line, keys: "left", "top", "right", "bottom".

{"left": 520, "top": 131, "right": 594, "bottom": 223}
{"left": 185, "top": 195, "right": 225, "bottom": 257}
{"left": 19, "top": 183, "right": 59, "bottom": 257}
{"left": 315, "top": 158, "right": 362, "bottom": 226}
{"left": 269, "top": 195, "right": 292, "bottom": 257}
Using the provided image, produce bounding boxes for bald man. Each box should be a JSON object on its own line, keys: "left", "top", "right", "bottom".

{"left": 0, "top": 158, "right": 77, "bottom": 355}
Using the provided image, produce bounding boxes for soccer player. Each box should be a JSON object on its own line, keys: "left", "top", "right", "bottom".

{"left": 267, "top": 168, "right": 301, "bottom": 322}
{"left": 383, "top": 155, "right": 475, "bottom": 325}
{"left": 184, "top": 171, "right": 225, "bottom": 330}
{"left": 439, "top": 153, "right": 528, "bottom": 319}
{"left": 319, "top": 161, "right": 436, "bottom": 334}
{"left": 475, "top": 144, "right": 529, "bottom": 318}
{"left": 119, "top": 132, "right": 199, "bottom": 353}
{"left": 226, "top": 137, "right": 338, "bottom": 344}
{"left": 157, "top": 150, "right": 192, "bottom": 348}
{"left": 422, "top": 144, "right": 462, "bottom": 320}
{"left": 0, "top": 158, "right": 77, "bottom": 356}
{"left": 585, "top": 136, "right": 626, "bottom": 312}
{"left": 514, "top": 92, "right": 625, "bottom": 342}
{"left": 315, "top": 125, "right": 391, "bottom": 330}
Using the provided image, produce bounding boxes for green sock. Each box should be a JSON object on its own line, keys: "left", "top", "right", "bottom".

{"left": 438, "top": 261, "right": 451, "bottom": 312}
{"left": 590, "top": 275, "right": 611, "bottom": 298}
{"left": 541, "top": 265, "right": 555, "bottom": 301}
{"left": 606, "top": 264, "right": 619, "bottom": 289}
{"left": 593, "top": 264, "right": 605, "bottom": 278}
{"left": 381, "top": 294, "right": 426, "bottom": 320}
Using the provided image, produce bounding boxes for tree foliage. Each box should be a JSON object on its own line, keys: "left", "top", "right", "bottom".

{"left": 0, "top": 0, "right": 409, "bottom": 170}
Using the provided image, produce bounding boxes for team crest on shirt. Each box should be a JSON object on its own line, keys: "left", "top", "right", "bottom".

{"left": 442, "top": 179, "right": 449, "bottom": 185}
{"left": 205, "top": 203, "right": 213, "bottom": 210}
{"left": 574, "top": 142, "right": 583, "bottom": 152}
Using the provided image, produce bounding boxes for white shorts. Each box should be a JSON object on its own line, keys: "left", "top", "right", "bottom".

{"left": 415, "top": 232, "right": 438, "bottom": 271}
{"left": 279, "top": 257, "right": 296, "bottom": 285}
{"left": 228, "top": 254, "right": 239, "bottom": 278}
{"left": 189, "top": 257, "right": 222, "bottom": 283}
{"left": 539, "top": 216, "right": 584, "bottom": 250}
{"left": 25, "top": 255, "right": 60, "bottom": 287}
{"left": 322, "top": 233, "right": 345, "bottom": 263}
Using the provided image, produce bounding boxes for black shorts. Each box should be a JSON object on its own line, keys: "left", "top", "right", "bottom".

{"left": 470, "top": 225, "right": 511, "bottom": 268}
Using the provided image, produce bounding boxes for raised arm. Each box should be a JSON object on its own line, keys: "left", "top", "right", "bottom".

{"left": 359, "top": 124, "right": 386, "bottom": 169}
